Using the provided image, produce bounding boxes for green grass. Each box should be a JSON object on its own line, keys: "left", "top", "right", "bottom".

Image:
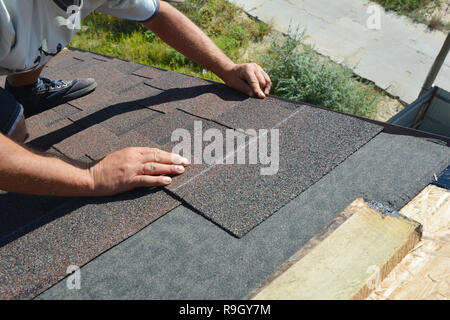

{"left": 70, "top": 0, "right": 270, "bottom": 82}
{"left": 374, "top": 0, "right": 433, "bottom": 11}
{"left": 374, "top": 0, "right": 449, "bottom": 31}
{"left": 261, "top": 29, "right": 380, "bottom": 118}
{"left": 71, "top": 1, "right": 382, "bottom": 118}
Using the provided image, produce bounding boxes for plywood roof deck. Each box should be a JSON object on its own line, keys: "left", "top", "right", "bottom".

{"left": 367, "top": 185, "right": 450, "bottom": 300}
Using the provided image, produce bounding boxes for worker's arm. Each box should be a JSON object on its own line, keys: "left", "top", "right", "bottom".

{"left": 143, "top": 1, "right": 271, "bottom": 98}
{"left": 0, "top": 133, "right": 188, "bottom": 196}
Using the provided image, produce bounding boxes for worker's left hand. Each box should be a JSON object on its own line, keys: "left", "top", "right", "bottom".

{"left": 221, "top": 62, "right": 272, "bottom": 99}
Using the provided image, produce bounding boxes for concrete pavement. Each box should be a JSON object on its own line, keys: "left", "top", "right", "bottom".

{"left": 231, "top": 0, "right": 449, "bottom": 103}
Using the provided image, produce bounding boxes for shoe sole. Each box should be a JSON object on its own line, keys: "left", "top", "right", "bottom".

{"left": 62, "top": 81, "right": 98, "bottom": 105}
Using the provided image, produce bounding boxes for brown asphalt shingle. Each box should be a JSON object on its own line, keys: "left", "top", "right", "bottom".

{"left": 0, "top": 48, "right": 382, "bottom": 299}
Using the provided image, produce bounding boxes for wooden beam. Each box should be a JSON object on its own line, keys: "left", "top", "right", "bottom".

{"left": 250, "top": 198, "right": 422, "bottom": 300}
{"left": 367, "top": 185, "right": 450, "bottom": 300}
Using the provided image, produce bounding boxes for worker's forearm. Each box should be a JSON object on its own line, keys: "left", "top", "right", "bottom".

{"left": 0, "top": 134, "right": 93, "bottom": 196}
{"left": 144, "top": 2, "right": 235, "bottom": 79}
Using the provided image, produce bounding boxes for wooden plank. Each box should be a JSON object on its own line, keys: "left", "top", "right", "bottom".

{"left": 251, "top": 198, "right": 422, "bottom": 300}
{"left": 367, "top": 185, "right": 450, "bottom": 300}
{"left": 245, "top": 200, "right": 356, "bottom": 300}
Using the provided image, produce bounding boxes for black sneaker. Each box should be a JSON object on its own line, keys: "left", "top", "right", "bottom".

{"left": 5, "top": 77, "right": 97, "bottom": 118}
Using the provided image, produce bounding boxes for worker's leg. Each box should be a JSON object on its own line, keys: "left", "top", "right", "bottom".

{"left": 5, "top": 64, "right": 97, "bottom": 118}
{"left": 6, "top": 65, "right": 45, "bottom": 87}
{"left": 0, "top": 88, "right": 28, "bottom": 143}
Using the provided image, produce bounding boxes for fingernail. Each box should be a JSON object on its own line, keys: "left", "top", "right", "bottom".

{"left": 163, "top": 176, "right": 172, "bottom": 184}
{"left": 175, "top": 165, "right": 185, "bottom": 173}
{"left": 172, "top": 155, "right": 189, "bottom": 165}
{"left": 260, "top": 90, "right": 266, "bottom": 98}
{"left": 180, "top": 157, "right": 190, "bottom": 165}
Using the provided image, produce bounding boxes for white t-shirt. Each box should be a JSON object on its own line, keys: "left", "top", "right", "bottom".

{"left": 0, "top": 0, "right": 160, "bottom": 75}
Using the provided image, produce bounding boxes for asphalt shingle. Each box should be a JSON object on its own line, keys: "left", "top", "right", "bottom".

{"left": 67, "top": 86, "right": 118, "bottom": 111}
{"left": 214, "top": 96, "right": 300, "bottom": 132}
{"left": 25, "top": 109, "right": 84, "bottom": 151}
{"left": 172, "top": 105, "right": 383, "bottom": 237}
{"left": 0, "top": 193, "right": 68, "bottom": 247}
{"left": 0, "top": 188, "right": 180, "bottom": 300}
{"left": 0, "top": 48, "right": 385, "bottom": 299}
{"left": 176, "top": 84, "right": 248, "bottom": 119}
{"left": 53, "top": 124, "right": 123, "bottom": 160}
{"left": 134, "top": 110, "right": 249, "bottom": 190}
{"left": 145, "top": 70, "right": 210, "bottom": 90}
{"left": 132, "top": 65, "right": 167, "bottom": 80}
{"left": 51, "top": 103, "right": 82, "bottom": 118}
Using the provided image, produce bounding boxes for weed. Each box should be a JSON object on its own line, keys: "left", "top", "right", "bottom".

{"left": 261, "top": 28, "right": 380, "bottom": 117}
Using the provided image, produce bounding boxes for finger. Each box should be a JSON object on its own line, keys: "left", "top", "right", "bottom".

{"left": 132, "top": 175, "right": 173, "bottom": 188}
{"left": 141, "top": 148, "right": 189, "bottom": 165}
{"left": 241, "top": 68, "right": 265, "bottom": 98}
{"left": 229, "top": 77, "right": 254, "bottom": 97}
{"left": 255, "top": 69, "right": 268, "bottom": 93}
{"left": 261, "top": 70, "right": 272, "bottom": 95}
{"left": 142, "top": 162, "right": 185, "bottom": 176}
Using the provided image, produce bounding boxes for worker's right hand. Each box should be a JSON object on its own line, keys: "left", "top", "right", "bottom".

{"left": 87, "top": 147, "right": 189, "bottom": 196}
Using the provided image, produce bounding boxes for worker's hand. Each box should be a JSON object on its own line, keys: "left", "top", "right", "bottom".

{"left": 221, "top": 62, "right": 272, "bottom": 99}
{"left": 88, "top": 147, "right": 189, "bottom": 196}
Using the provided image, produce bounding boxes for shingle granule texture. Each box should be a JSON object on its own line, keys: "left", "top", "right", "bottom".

{"left": 213, "top": 96, "right": 299, "bottom": 131}
{"left": 0, "top": 189, "right": 180, "bottom": 300}
{"left": 0, "top": 193, "right": 68, "bottom": 246}
{"left": 144, "top": 70, "right": 210, "bottom": 90}
{"left": 172, "top": 105, "right": 382, "bottom": 237}
{"left": 135, "top": 109, "right": 248, "bottom": 190}
{"left": 36, "top": 133, "right": 450, "bottom": 300}
{"left": 0, "top": 48, "right": 384, "bottom": 299}
{"left": 0, "top": 50, "right": 193, "bottom": 299}
{"left": 175, "top": 84, "right": 248, "bottom": 119}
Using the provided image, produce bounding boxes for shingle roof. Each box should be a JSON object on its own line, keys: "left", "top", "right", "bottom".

{"left": 0, "top": 48, "right": 425, "bottom": 299}
{"left": 37, "top": 132, "right": 450, "bottom": 300}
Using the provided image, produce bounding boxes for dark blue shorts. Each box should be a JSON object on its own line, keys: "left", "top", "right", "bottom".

{"left": 0, "top": 87, "right": 23, "bottom": 136}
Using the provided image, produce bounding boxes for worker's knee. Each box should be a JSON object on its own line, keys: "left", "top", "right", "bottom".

{"left": 9, "top": 114, "right": 28, "bottom": 143}
{"left": 0, "top": 87, "right": 28, "bottom": 142}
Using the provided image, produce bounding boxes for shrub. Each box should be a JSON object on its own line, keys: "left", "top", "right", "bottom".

{"left": 374, "top": 0, "right": 434, "bottom": 12}
{"left": 262, "top": 29, "right": 379, "bottom": 117}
